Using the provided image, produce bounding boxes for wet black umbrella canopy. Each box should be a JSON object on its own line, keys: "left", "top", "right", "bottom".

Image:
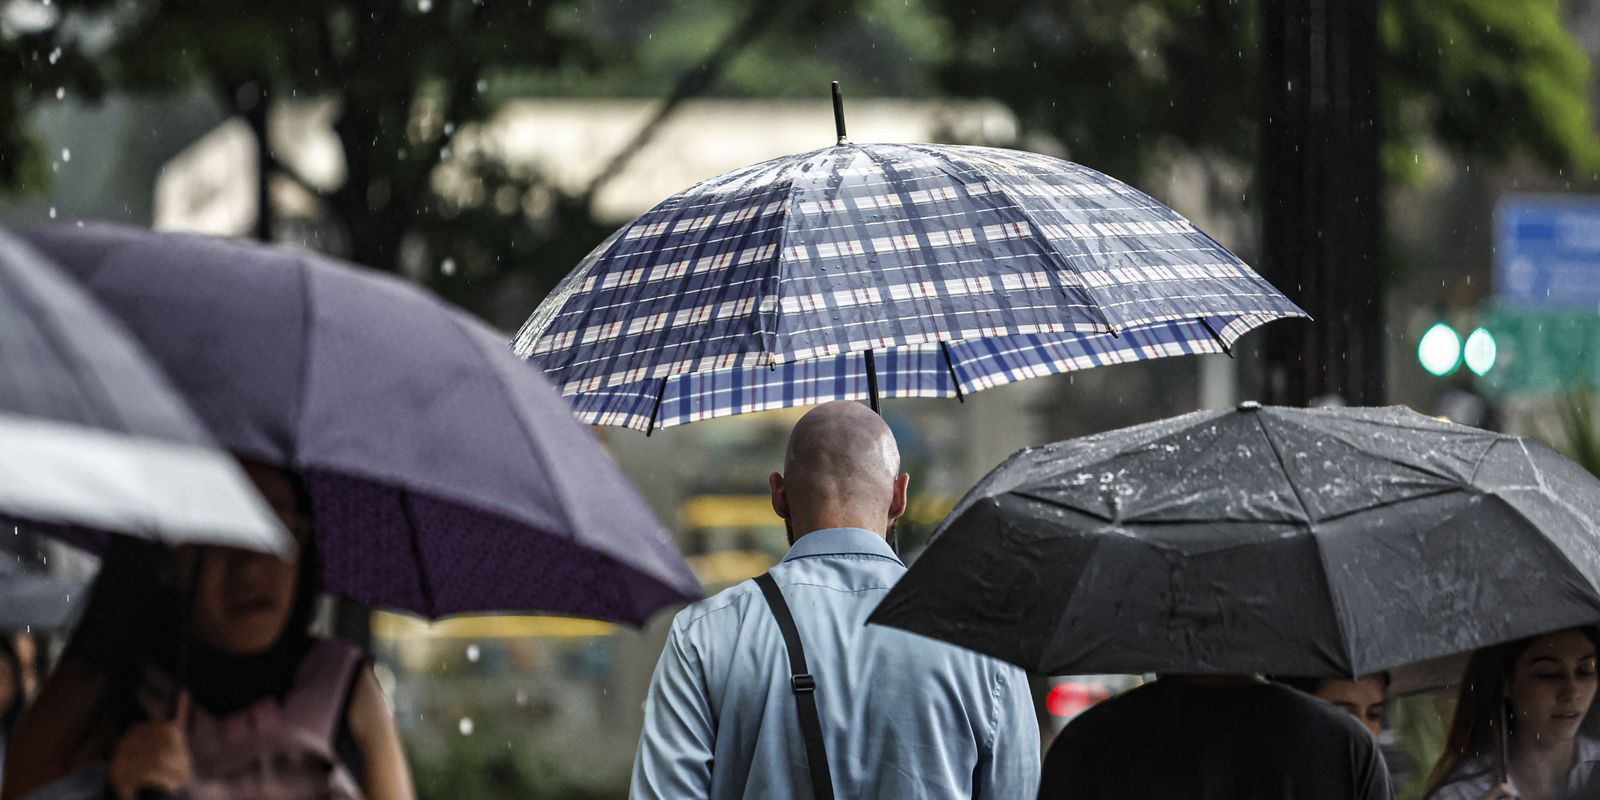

{"left": 870, "top": 403, "right": 1600, "bottom": 678}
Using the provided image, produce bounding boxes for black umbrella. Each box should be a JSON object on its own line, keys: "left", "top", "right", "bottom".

{"left": 869, "top": 403, "right": 1600, "bottom": 678}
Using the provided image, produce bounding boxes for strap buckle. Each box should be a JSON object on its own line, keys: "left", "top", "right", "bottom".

{"left": 791, "top": 673, "right": 816, "bottom": 693}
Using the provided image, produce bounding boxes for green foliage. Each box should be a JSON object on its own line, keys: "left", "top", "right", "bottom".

{"left": 1393, "top": 694, "right": 1450, "bottom": 800}
{"left": 928, "top": 0, "right": 1599, "bottom": 186}
{"left": 410, "top": 721, "right": 623, "bottom": 800}
{"left": 0, "top": 1, "right": 109, "bottom": 193}
{"left": 1384, "top": 0, "right": 1600, "bottom": 180}
{"left": 1553, "top": 387, "right": 1600, "bottom": 478}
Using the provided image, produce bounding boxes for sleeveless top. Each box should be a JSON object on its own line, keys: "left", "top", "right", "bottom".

{"left": 137, "top": 638, "right": 367, "bottom": 800}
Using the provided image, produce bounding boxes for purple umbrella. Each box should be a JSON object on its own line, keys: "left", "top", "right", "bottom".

{"left": 25, "top": 224, "right": 699, "bottom": 625}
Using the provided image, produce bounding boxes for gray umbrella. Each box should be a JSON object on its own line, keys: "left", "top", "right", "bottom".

{"left": 870, "top": 403, "right": 1600, "bottom": 677}
{"left": 25, "top": 224, "right": 700, "bottom": 624}
{"left": 0, "top": 228, "right": 284, "bottom": 553}
{"left": 0, "top": 553, "right": 87, "bottom": 633}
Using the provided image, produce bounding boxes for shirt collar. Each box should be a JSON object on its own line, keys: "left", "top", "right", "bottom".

{"left": 781, "top": 527, "right": 904, "bottom": 565}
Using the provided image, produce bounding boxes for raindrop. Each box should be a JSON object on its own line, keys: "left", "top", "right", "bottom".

{"left": 48, "top": 207, "right": 57, "bottom": 219}
{"left": 476, "top": 79, "right": 488, "bottom": 93}
{"left": 55, "top": 87, "right": 65, "bottom": 100}
{"left": 60, "top": 147, "right": 70, "bottom": 162}
{"left": 48, "top": 48, "right": 61, "bottom": 64}
{"left": 441, "top": 258, "right": 457, "bottom": 276}
{"left": 443, "top": 121, "right": 455, "bottom": 135}
{"left": 466, "top": 643, "right": 480, "bottom": 662}
{"left": 418, "top": 0, "right": 432, "bottom": 11}
{"left": 458, "top": 717, "right": 474, "bottom": 735}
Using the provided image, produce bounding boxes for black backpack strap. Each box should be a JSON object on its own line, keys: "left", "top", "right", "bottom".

{"left": 754, "top": 572, "right": 835, "bottom": 800}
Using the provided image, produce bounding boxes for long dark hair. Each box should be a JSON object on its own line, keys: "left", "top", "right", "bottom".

{"left": 1425, "top": 626, "right": 1600, "bottom": 796}
{"left": 62, "top": 466, "right": 321, "bottom": 732}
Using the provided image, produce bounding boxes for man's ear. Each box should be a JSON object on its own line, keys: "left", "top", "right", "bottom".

{"left": 888, "top": 473, "right": 910, "bottom": 523}
{"left": 769, "top": 471, "right": 789, "bottom": 519}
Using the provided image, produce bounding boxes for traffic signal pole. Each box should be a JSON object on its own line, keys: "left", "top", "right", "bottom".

{"left": 1258, "top": 0, "right": 1385, "bottom": 406}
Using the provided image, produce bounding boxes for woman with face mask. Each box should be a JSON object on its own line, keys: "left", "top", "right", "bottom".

{"left": 1425, "top": 628, "right": 1600, "bottom": 800}
{"left": 0, "top": 463, "right": 415, "bottom": 800}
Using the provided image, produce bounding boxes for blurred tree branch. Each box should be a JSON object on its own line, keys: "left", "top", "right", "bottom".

{"left": 581, "top": 0, "right": 801, "bottom": 206}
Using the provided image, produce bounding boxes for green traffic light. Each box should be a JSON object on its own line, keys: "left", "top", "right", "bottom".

{"left": 1464, "top": 328, "right": 1496, "bottom": 376}
{"left": 1418, "top": 323, "right": 1462, "bottom": 377}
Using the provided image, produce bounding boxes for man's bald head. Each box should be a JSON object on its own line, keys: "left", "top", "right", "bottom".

{"left": 770, "top": 401, "right": 909, "bottom": 540}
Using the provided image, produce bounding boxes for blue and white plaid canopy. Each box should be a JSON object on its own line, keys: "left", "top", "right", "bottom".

{"left": 513, "top": 143, "right": 1306, "bottom": 431}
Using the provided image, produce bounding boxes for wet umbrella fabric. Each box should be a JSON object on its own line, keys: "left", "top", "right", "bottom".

{"left": 0, "top": 228, "right": 284, "bottom": 553}
{"left": 513, "top": 143, "right": 1305, "bottom": 431}
{"left": 25, "top": 224, "right": 700, "bottom": 625}
{"left": 869, "top": 404, "right": 1600, "bottom": 678}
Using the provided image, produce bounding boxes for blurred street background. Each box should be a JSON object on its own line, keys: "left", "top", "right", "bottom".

{"left": 6, "top": 0, "right": 1600, "bottom": 796}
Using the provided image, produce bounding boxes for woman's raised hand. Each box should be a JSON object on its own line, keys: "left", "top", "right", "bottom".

{"left": 108, "top": 691, "right": 192, "bottom": 800}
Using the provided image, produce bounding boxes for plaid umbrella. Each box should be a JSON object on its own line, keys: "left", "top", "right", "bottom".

{"left": 514, "top": 86, "right": 1305, "bottom": 432}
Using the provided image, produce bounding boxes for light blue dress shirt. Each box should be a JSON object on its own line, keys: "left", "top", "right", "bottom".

{"left": 631, "top": 527, "right": 1040, "bottom": 799}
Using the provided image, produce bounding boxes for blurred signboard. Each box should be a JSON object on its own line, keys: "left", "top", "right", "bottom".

{"left": 1494, "top": 194, "right": 1600, "bottom": 307}
{"left": 1475, "top": 306, "right": 1600, "bottom": 397}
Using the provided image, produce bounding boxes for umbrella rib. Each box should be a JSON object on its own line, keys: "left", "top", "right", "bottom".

{"left": 1251, "top": 413, "right": 1314, "bottom": 523}
{"left": 440, "top": 309, "right": 584, "bottom": 543}
{"left": 1253, "top": 415, "right": 1362, "bottom": 674}
{"left": 0, "top": 246, "right": 122, "bottom": 431}
{"left": 764, "top": 157, "right": 812, "bottom": 362}
{"left": 399, "top": 490, "right": 438, "bottom": 617}
{"left": 292, "top": 252, "right": 317, "bottom": 461}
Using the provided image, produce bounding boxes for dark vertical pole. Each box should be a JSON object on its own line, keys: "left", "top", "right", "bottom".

{"left": 236, "top": 80, "right": 273, "bottom": 243}
{"left": 864, "top": 349, "right": 880, "bottom": 414}
{"left": 831, "top": 81, "right": 848, "bottom": 145}
{"left": 1259, "top": 0, "right": 1383, "bottom": 406}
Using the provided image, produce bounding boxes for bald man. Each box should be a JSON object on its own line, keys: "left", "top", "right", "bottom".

{"left": 631, "top": 402, "right": 1040, "bottom": 799}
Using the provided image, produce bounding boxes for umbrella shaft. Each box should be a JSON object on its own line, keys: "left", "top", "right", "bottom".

{"left": 864, "top": 349, "right": 880, "bottom": 414}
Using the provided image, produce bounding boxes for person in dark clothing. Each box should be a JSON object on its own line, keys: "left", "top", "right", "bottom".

{"left": 1037, "top": 675, "right": 1392, "bottom": 800}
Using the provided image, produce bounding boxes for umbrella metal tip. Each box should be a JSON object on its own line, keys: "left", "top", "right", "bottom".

{"left": 1237, "top": 400, "right": 1263, "bottom": 411}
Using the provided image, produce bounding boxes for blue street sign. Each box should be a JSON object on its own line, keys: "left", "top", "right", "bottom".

{"left": 1495, "top": 194, "right": 1600, "bottom": 307}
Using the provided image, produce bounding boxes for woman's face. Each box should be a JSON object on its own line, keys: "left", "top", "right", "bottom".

{"left": 187, "top": 463, "right": 305, "bottom": 655}
{"left": 1509, "top": 629, "right": 1598, "bottom": 745}
{"left": 1315, "top": 675, "right": 1386, "bottom": 738}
